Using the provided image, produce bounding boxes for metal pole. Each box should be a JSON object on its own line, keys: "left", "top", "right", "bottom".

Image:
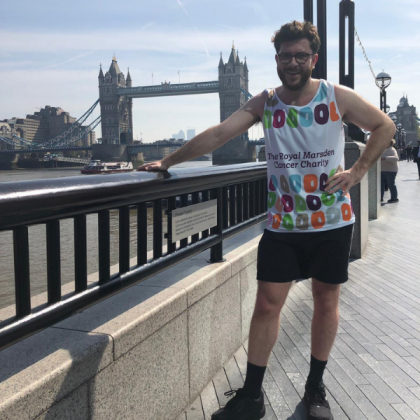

{"left": 304, "top": 0, "right": 313, "bottom": 22}
{"left": 304, "top": 0, "right": 327, "bottom": 80}
{"left": 316, "top": 0, "right": 327, "bottom": 80}
{"left": 383, "top": 89, "right": 387, "bottom": 113}
{"left": 339, "top": 0, "right": 355, "bottom": 88}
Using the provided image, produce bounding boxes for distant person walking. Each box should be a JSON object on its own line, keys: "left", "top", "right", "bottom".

{"left": 413, "top": 139, "right": 420, "bottom": 179}
{"left": 381, "top": 140, "right": 399, "bottom": 203}
{"left": 406, "top": 145, "right": 413, "bottom": 161}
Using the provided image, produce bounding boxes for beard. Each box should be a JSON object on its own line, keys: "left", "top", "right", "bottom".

{"left": 277, "top": 65, "right": 312, "bottom": 91}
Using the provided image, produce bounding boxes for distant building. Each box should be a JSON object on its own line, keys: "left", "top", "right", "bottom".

{"left": 1, "top": 105, "right": 96, "bottom": 146}
{"left": 0, "top": 122, "right": 12, "bottom": 136}
{"left": 389, "top": 95, "right": 418, "bottom": 145}
{"left": 171, "top": 130, "right": 185, "bottom": 140}
{"left": 186, "top": 128, "right": 195, "bottom": 140}
{"left": 98, "top": 56, "right": 133, "bottom": 145}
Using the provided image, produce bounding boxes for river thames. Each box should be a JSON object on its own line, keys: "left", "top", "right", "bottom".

{"left": 0, "top": 162, "right": 212, "bottom": 310}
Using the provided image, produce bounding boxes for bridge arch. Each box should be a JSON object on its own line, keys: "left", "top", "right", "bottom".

{"left": 98, "top": 47, "right": 254, "bottom": 165}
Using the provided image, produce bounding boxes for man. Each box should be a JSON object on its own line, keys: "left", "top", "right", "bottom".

{"left": 138, "top": 20, "right": 395, "bottom": 420}
{"left": 413, "top": 140, "right": 420, "bottom": 180}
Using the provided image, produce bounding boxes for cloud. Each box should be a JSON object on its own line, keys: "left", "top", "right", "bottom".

{"left": 46, "top": 51, "right": 95, "bottom": 69}
{"left": 175, "top": 0, "right": 210, "bottom": 57}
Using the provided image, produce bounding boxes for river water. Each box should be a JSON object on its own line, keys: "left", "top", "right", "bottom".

{"left": 0, "top": 162, "right": 212, "bottom": 311}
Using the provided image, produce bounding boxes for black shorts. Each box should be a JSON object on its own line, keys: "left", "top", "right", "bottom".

{"left": 257, "top": 224, "right": 354, "bottom": 285}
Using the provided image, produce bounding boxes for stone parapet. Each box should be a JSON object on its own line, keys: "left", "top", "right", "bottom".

{"left": 368, "top": 159, "right": 381, "bottom": 220}
{"left": 345, "top": 140, "right": 369, "bottom": 258}
{"left": 0, "top": 224, "right": 265, "bottom": 420}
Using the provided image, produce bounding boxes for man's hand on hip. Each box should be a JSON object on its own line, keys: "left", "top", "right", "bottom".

{"left": 325, "top": 168, "right": 363, "bottom": 196}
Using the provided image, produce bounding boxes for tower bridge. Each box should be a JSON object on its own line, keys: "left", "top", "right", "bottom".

{"left": 1, "top": 45, "right": 255, "bottom": 164}
{"left": 99, "top": 46, "right": 254, "bottom": 165}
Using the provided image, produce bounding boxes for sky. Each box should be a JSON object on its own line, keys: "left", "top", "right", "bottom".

{"left": 1, "top": 0, "right": 419, "bottom": 143}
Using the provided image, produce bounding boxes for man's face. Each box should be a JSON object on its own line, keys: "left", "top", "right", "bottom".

{"left": 276, "top": 38, "right": 318, "bottom": 91}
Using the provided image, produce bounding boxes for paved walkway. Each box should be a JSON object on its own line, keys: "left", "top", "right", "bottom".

{"left": 180, "top": 161, "right": 420, "bottom": 420}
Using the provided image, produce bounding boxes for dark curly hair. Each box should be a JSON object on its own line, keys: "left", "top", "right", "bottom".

{"left": 271, "top": 20, "right": 321, "bottom": 54}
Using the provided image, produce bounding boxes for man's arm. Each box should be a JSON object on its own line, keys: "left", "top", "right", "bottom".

{"left": 137, "top": 92, "right": 266, "bottom": 171}
{"left": 325, "top": 84, "right": 396, "bottom": 195}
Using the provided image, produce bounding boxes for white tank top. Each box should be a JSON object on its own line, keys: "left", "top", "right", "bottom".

{"left": 263, "top": 79, "right": 355, "bottom": 233}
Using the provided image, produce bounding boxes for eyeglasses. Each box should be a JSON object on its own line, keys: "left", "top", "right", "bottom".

{"left": 277, "top": 52, "right": 314, "bottom": 65}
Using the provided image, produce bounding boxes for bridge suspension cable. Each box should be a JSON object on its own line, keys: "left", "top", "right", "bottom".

{"left": 36, "top": 99, "right": 100, "bottom": 147}
{"left": 57, "top": 115, "right": 101, "bottom": 147}
{"left": 240, "top": 88, "right": 253, "bottom": 101}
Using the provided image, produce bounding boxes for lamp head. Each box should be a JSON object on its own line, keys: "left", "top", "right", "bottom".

{"left": 375, "top": 71, "right": 392, "bottom": 89}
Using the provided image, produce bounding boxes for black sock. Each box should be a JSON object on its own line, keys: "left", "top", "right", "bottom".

{"left": 243, "top": 362, "right": 266, "bottom": 398}
{"left": 306, "top": 355, "right": 328, "bottom": 390}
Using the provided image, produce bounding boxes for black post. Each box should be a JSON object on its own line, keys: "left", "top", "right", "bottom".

{"left": 339, "top": 0, "right": 364, "bottom": 142}
{"left": 46, "top": 220, "right": 61, "bottom": 303}
{"left": 74, "top": 214, "right": 87, "bottom": 292}
{"left": 98, "top": 210, "right": 110, "bottom": 284}
{"left": 304, "top": 0, "right": 327, "bottom": 80}
{"left": 316, "top": 0, "right": 327, "bottom": 80}
{"left": 13, "top": 226, "right": 31, "bottom": 317}
{"left": 383, "top": 90, "right": 386, "bottom": 113}
{"left": 304, "top": 0, "right": 313, "bottom": 22}
{"left": 339, "top": 0, "right": 355, "bottom": 88}
{"left": 209, "top": 187, "right": 224, "bottom": 263}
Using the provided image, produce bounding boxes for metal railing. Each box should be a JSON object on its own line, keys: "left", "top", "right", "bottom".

{"left": 0, "top": 162, "right": 267, "bottom": 350}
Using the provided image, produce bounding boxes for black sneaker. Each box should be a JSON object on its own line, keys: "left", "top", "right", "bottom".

{"left": 303, "top": 383, "right": 334, "bottom": 420}
{"left": 211, "top": 388, "right": 266, "bottom": 420}
{"left": 388, "top": 198, "right": 399, "bottom": 203}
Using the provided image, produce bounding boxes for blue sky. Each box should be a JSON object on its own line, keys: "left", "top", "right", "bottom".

{"left": 1, "top": 0, "right": 419, "bottom": 142}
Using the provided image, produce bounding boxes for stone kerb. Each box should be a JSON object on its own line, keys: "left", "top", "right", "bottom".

{"left": 0, "top": 224, "right": 265, "bottom": 420}
{"left": 345, "top": 140, "right": 369, "bottom": 258}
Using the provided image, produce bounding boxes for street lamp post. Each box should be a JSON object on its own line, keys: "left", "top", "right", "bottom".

{"left": 375, "top": 71, "right": 392, "bottom": 112}
{"left": 401, "top": 129, "right": 406, "bottom": 148}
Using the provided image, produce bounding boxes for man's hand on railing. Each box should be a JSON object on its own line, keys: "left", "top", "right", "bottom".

{"left": 137, "top": 160, "right": 169, "bottom": 172}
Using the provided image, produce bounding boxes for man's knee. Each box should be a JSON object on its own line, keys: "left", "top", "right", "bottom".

{"left": 253, "top": 282, "right": 290, "bottom": 319}
{"left": 312, "top": 280, "right": 340, "bottom": 316}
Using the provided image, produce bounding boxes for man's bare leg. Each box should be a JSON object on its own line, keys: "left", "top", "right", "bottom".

{"left": 303, "top": 279, "right": 341, "bottom": 420}
{"left": 311, "top": 278, "right": 341, "bottom": 361}
{"left": 248, "top": 280, "right": 292, "bottom": 366}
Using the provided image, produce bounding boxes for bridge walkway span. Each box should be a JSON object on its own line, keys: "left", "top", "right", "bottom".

{"left": 181, "top": 161, "right": 420, "bottom": 420}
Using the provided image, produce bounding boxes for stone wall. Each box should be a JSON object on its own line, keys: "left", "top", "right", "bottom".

{"left": 0, "top": 225, "right": 265, "bottom": 420}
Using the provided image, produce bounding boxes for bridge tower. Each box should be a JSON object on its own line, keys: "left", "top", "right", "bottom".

{"left": 213, "top": 44, "right": 253, "bottom": 165}
{"left": 98, "top": 56, "right": 133, "bottom": 145}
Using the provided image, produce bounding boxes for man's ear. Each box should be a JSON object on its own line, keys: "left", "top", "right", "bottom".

{"left": 312, "top": 53, "right": 319, "bottom": 69}
{"left": 275, "top": 54, "right": 279, "bottom": 64}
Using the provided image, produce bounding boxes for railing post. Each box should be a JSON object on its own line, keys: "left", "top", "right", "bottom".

{"left": 119, "top": 206, "right": 130, "bottom": 274}
{"left": 13, "top": 226, "right": 31, "bottom": 318}
{"left": 74, "top": 214, "right": 87, "bottom": 292}
{"left": 180, "top": 195, "right": 189, "bottom": 248}
{"left": 167, "top": 197, "right": 177, "bottom": 253}
{"left": 137, "top": 202, "right": 148, "bottom": 265}
{"left": 153, "top": 199, "right": 163, "bottom": 259}
{"left": 209, "top": 187, "right": 224, "bottom": 263}
{"left": 98, "top": 210, "right": 110, "bottom": 284}
{"left": 46, "top": 220, "right": 61, "bottom": 303}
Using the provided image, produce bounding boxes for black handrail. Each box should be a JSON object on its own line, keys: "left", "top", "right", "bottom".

{"left": 0, "top": 162, "right": 268, "bottom": 350}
